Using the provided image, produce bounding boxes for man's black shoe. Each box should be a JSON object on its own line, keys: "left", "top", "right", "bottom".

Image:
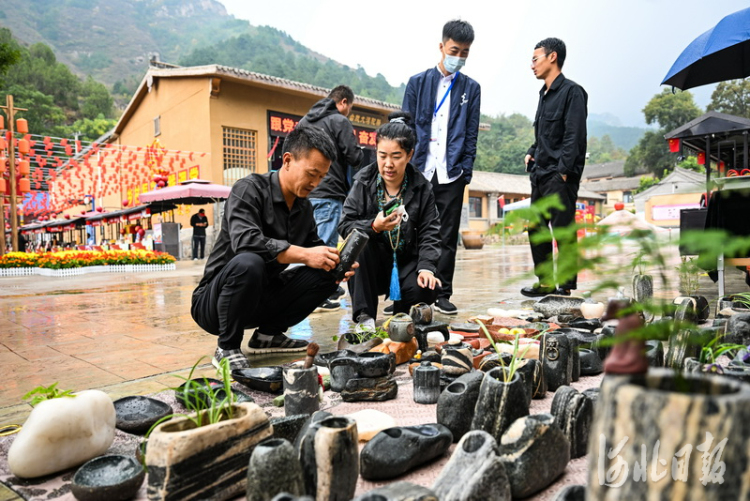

{"left": 330, "top": 286, "right": 346, "bottom": 300}
{"left": 520, "top": 284, "right": 556, "bottom": 298}
{"left": 555, "top": 288, "right": 573, "bottom": 296}
{"left": 383, "top": 303, "right": 394, "bottom": 315}
{"left": 435, "top": 298, "right": 458, "bottom": 315}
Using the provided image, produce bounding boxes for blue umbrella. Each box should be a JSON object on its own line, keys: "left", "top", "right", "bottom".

{"left": 662, "top": 6, "right": 750, "bottom": 90}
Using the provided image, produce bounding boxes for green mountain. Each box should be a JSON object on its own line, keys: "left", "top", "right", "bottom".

{"left": 0, "top": 0, "right": 404, "bottom": 104}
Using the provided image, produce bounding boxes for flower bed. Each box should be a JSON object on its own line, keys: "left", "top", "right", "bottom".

{"left": 0, "top": 250, "right": 176, "bottom": 277}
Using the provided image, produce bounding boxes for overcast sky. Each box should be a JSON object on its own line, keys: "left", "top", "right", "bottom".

{"left": 220, "top": 0, "right": 748, "bottom": 127}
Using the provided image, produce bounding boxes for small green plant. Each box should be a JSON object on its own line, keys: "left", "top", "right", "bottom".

{"left": 733, "top": 292, "right": 750, "bottom": 309}
{"left": 476, "top": 322, "right": 533, "bottom": 383}
{"left": 677, "top": 256, "right": 701, "bottom": 296}
{"left": 22, "top": 382, "right": 74, "bottom": 407}
{"left": 698, "top": 333, "right": 745, "bottom": 365}
{"left": 333, "top": 325, "right": 389, "bottom": 343}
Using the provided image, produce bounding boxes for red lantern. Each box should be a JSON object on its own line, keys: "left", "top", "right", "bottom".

{"left": 16, "top": 119, "right": 28, "bottom": 134}
{"left": 123, "top": 199, "right": 129, "bottom": 207}
{"left": 96, "top": 207, "right": 104, "bottom": 212}
{"left": 64, "top": 214, "right": 71, "bottom": 219}
{"left": 120, "top": 228, "right": 126, "bottom": 235}
{"left": 157, "top": 180, "right": 165, "bottom": 188}
{"left": 81, "top": 210, "right": 87, "bottom": 215}
{"left": 18, "top": 178, "right": 30, "bottom": 193}
{"left": 614, "top": 202, "right": 625, "bottom": 211}
{"left": 0, "top": 178, "right": 5, "bottom": 193}
{"left": 18, "top": 159, "right": 30, "bottom": 176}
{"left": 697, "top": 152, "right": 706, "bottom": 165}
{"left": 18, "top": 139, "right": 30, "bottom": 154}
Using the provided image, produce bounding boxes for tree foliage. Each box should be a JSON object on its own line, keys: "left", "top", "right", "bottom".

{"left": 707, "top": 79, "right": 750, "bottom": 118}
{"left": 587, "top": 135, "right": 627, "bottom": 164}
{"left": 625, "top": 89, "right": 702, "bottom": 177}
{"left": 474, "top": 113, "right": 534, "bottom": 174}
{"left": 0, "top": 28, "right": 115, "bottom": 137}
{"left": 179, "top": 27, "right": 405, "bottom": 104}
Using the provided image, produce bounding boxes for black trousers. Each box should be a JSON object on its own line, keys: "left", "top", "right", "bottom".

{"left": 192, "top": 236, "right": 206, "bottom": 259}
{"left": 191, "top": 253, "right": 338, "bottom": 349}
{"left": 431, "top": 174, "right": 467, "bottom": 300}
{"left": 528, "top": 171, "right": 580, "bottom": 290}
{"left": 348, "top": 243, "right": 439, "bottom": 321}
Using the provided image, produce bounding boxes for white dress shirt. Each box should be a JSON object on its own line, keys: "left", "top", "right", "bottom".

{"left": 423, "top": 66, "right": 461, "bottom": 185}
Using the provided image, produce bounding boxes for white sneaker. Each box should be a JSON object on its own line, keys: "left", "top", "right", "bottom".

{"left": 355, "top": 316, "right": 376, "bottom": 333}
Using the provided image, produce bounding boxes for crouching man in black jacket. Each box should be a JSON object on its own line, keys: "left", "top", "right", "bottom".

{"left": 339, "top": 112, "right": 442, "bottom": 332}
{"left": 191, "top": 126, "right": 356, "bottom": 370}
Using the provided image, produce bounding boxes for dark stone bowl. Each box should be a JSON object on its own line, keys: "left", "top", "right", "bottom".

{"left": 232, "top": 367, "right": 284, "bottom": 394}
{"left": 71, "top": 455, "right": 145, "bottom": 501}
{"left": 315, "top": 349, "right": 356, "bottom": 368}
{"left": 357, "top": 352, "right": 396, "bottom": 378}
{"left": 113, "top": 396, "right": 173, "bottom": 436}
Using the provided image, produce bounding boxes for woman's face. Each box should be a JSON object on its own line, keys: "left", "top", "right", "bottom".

{"left": 377, "top": 138, "right": 413, "bottom": 185}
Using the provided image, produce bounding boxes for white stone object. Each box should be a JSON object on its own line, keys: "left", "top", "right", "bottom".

{"left": 8, "top": 390, "right": 116, "bottom": 479}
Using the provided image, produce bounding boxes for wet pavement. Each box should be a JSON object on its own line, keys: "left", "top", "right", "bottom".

{"left": 0, "top": 241, "right": 744, "bottom": 425}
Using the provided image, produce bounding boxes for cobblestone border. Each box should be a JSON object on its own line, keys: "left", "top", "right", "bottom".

{"left": 0, "top": 263, "right": 176, "bottom": 278}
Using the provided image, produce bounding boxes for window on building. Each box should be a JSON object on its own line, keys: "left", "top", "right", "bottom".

{"left": 223, "top": 127, "right": 257, "bottom": 186}
{"left": 623, "top": 191, "right": 633, "bottom": 203}
{"left": 153, "top": 116, "right": 161, "bottom": 137}
{"left": 469, "top": 196, "right": 482, "bottom": 218}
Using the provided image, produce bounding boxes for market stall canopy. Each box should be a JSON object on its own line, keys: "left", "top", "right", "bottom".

{"left": 662, "top": 7, "right": 750, "bottom": 90}
{"left": 83, "top": 203, "right": 177, "bottom": 224}
{"left": 44, "top": 217, "right": 85, "bottom": 232}
{"left": 139, "top": 179, "right": 231, "bottom": 205}
{"left": 597, "top": 209, "right": 667, "bottom": 235}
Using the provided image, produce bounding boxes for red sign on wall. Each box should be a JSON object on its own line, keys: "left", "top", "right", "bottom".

{"left": 268, "top": 111, "right": 302, "bottom": 137}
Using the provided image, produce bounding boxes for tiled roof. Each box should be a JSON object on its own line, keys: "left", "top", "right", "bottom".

{"left": 469, "top": 170, "right": 604, "bottom": 200}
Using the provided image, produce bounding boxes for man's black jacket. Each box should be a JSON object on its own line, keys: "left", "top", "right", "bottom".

{"left": 299, "top": 98, "right": 363, "bottom": 201}
{"left": 196, "top": 171, "right": 322, "bottom": 290}
{"left": 527, "top": 74, "right": 588, "bottom": 179}
{"left": 338, "top": 163, "right": 441, "bottom": 274}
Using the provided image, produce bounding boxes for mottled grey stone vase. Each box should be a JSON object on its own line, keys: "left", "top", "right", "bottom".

{"left": 146, "top": 403, "right": 272, "bottom": 501}
{"left": 297, "top": 416, "right": 359, "bottom": 501}
{"left": 360, "top": 424, "right": 452, "bottom": 480}
{"left": 588, "top": 368, "right": 750, "bottom": 500}
{"left": 413, "top": 362, "right": 441, "bottom": 404}
{"left": 341, "top": 376, "right": 397, "bottom": 402}
{"left": 437, "top": 371, "right": 485, "bottom": 442}
{"left": 246, "top": 438, "right": 304, "bottom": 501}
{"left": 550, "top": 386, "right": 593, "bottom": 459}
{"left": 432, "top": 430, "right": 511, "bottom": 501}
{"left": 328, "top": 355, "right": 358, "bottom": 393}
{"left": 579, "top": 348, "right": 603, "bottom": 376}
{"left": 283, "top": 366, "right": 319, "bottom": 417}
{"left": 498, "top": 413, "right": 570, "bottom": 498}
{"left": 543, "top": 333, "right": 572, "bottom": 392}
{"left": 470, "top": 368, "right": 529, "bottom": 443}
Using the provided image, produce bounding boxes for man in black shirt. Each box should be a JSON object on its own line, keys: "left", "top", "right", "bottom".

{"left": 190, "top": 208, "right": 208, "bottom": 260}
{"left": 522, "top": 37, "right": 588, "bottom": 298}
{"left": 191, "top": 126, "right": 355, "bottom": 370}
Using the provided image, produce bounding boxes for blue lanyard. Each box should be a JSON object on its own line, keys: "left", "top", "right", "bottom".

{"left": 434, "top": 73, "right": 458, "bottom": 117}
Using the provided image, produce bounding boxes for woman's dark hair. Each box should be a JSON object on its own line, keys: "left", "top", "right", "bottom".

{"left": 376, "top": 111, "right": 416, "bottom": 153}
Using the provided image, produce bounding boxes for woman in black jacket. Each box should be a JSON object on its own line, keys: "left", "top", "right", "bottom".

{"left": 339, "top": 112, "right": 441, "bottom": 330}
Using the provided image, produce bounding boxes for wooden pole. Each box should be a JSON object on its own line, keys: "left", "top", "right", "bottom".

{"left": 0, "top": 95, "right": 29, "bottom": 252}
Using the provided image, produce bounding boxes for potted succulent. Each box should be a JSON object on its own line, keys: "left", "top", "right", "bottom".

{"left": 145, "top": 358, "right": 272, "bottom": 501}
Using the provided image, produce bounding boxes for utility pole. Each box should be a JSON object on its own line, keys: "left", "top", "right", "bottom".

{"left": 1, "top": 95, "right": 29, "bottom": 252}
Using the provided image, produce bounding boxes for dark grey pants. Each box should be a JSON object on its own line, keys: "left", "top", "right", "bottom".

{"left": 528, "top": 171, "right": 580, "bottom": 290}
{"left": 191, "top": 253, "right": 338, "bottom": 349}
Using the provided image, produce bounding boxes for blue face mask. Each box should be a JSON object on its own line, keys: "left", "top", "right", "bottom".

{"left": 443, "top": 54, "right": 466, "bottom": 74}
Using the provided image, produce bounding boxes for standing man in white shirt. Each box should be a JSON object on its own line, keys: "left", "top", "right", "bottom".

{"left": 402, "top": 19, "right": 481, "bottom": 315}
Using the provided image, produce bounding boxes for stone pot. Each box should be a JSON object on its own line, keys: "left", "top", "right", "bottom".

{"left": 146, "top": 402, "right": 272, "bottom": 501}
{"left": 580, "top": 301, "right": 605, "bottom": 320}
{"left": 665, "top": 326, "right": 702, "bottom": 369}
{"left": 360, "top": 424, "right": 453, "bottom": 480}
{"left": 498, "top": 414, "right": 570, "bottom": 498}
{"left": 356, "top": 351, "right": 396, "bottom": 378}
{"left": 470, "top": 368, "right": 529, "bottom": 442}
{"left": 410, "top": 302, "right": 433, "bottom": 325}
{"left": 441, "top": 343, "right": 474, "bottom": 376}
{"left": 543, "top": 333, "right": 572, "bottom": 392}
{"left": 436, "top": 371, "right": 485, "bottom": 442}
{"left": 283, "top": 366, "right": 320, "bottom": 417}
{"left": 352, "top": 482, "right": 439, "bottom": 501}
{"left": 673, "top": 295, "right": 711, "bottom": 322}
{"left": 579, "top": 348, "right": 603, "bottom": 376}
{"left": 331, "top": 228, "right": 369, "bottom": 281}
{"left": 632, "top": 273, "right": 653, "bottom": 303}
{"left": 550, "top": 386, "right": 593, "bottom": 459}
{"left": 587, "top": 368, "right": 750, "bottom": 500}
{"left": 646, "top": 340, "right": 664, "bottom": 367}
{"left": 246, "top": 438, "right": 304, "bottom": 501}
{"left": 413, "top": 362, "right": 441, "bottom": 404}
{"left": 297, "top": 416, "right": 359, "bottom": 501}
{"left": 388, "top": 313, "right": 416, "bottom": 343}
{"left": 71, "top": 455, "right": 145, "bottom": 501}
{"left": 432, "top": 430, "right": 511, "bottom": 501}
{"left": 460, "top": 230, "right": 484, "bottom": 250}
{"left": 328, "top": 355, "right": 358, "bottom": 393}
